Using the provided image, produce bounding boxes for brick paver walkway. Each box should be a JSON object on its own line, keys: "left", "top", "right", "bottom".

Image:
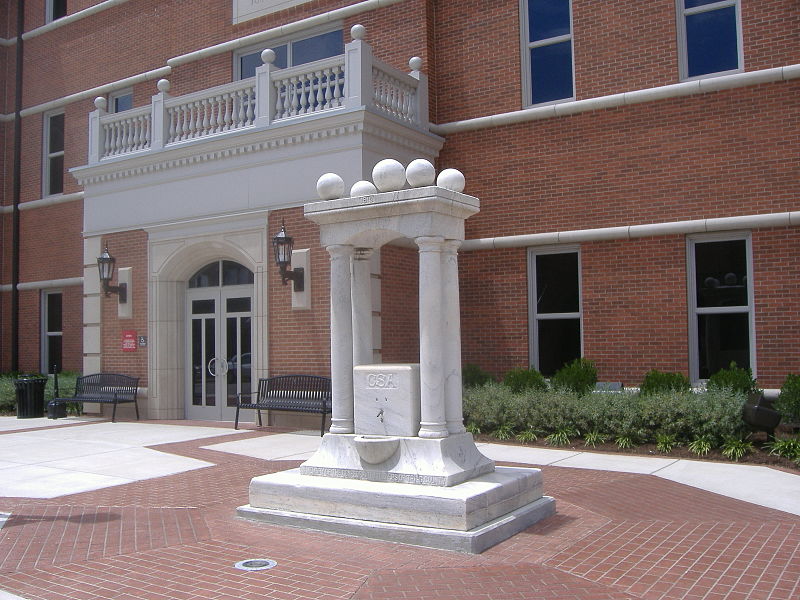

{"left": 1, "top": 423, "right": 798, "bottom": 599}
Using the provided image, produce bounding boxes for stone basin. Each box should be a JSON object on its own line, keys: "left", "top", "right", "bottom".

{"left": 353, "top": 435, "right": 400, "bottom": 464}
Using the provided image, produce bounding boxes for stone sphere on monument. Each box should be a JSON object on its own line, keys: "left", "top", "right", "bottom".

{"left": 405, "top": 159, "right": 436, "bottom": 187}
{"left": 316, "top": 173, "right": 345, "bottom": 200}
{"left": 372, "top": 159, "right": 406, "bottom": 192}
{"left": 350, "top": 180, "right": 378, "bottom": 197}
{"left": 436, "top": 168, "right": 466, "bottom": 193}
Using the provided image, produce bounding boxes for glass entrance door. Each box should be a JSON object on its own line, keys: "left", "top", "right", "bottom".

{"left": 185, "top": 261, "right": 254, "bottom": 421}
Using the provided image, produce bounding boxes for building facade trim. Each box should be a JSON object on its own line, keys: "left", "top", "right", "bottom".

{"left": 461, "top": 210, "right": 800, "bottom": 251}
{"left": 431, "top": 63, "right": 800, "bottom": 135}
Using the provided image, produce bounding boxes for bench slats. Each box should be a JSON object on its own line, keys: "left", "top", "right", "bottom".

{"left": 235, "top": 375, "right": 332, "bottom": 435}
{"left": 58, "top": 373, "right": 140, "bottom": 422}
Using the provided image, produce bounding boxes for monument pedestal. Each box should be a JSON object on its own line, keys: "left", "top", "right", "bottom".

{"left": 299, "top": 432, "right": 495, "bottom": 486}
{"left": 239, "top": 466, "right": 556, "bottom": 554}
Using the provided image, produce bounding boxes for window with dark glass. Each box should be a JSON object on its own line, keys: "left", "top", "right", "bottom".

{"left": 47, "top": 0, "right": 67, "bottom": 23}
{"left": 690, "top": 237, "right": 752, "bottom": 380}
{"left": 189, "top": 261, "right": 254, "bottom": 288}
{"left": 530, "top": 250, "right": 582, "bottom": 376}
{"left": 522, "top": 0, "right": 574, "bottom": 105}
{"left": 44, "top": 113, "right": 64, "bottom": 196}
{"left": 110, "top": 91, "right": 133, "bottom": 113}
{"left": 679, "top": 0, "right": 741, "bottom": 79}
{"left": 237, "top": 29, "right": 344, "bottom": 79}
{"left": 42, "top": 292, "right": 63, "bottom": 374}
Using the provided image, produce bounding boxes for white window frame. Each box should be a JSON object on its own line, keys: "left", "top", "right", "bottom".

{"left": 519, "top": 0, "right": 576, "bottom": 108}
{"left": 687, "top": 231, "right": 755, "bottom": 383}
{"left": 41, "top": 290, "right": 63, "bottom": 374}
{"left": 46, "top": 0, "right": 68, "bottom": 24}
{"left": 676, "top": 0, "right": 743, "bottom": 81}
{"left": 43, "top": 110, "right": 65, "bottom": 197}
{"left": 527, "top": 245, "right": 583, "bottom": 373}
{"left": 233, "top": 23, "right": 343, "bottom": 80}
{"left": 109, "top": 88, "right": 133, "bottom": 113}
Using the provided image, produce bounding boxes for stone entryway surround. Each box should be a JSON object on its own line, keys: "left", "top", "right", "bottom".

{"left": 0, "top": 424, "right": 798, "bottom": 600}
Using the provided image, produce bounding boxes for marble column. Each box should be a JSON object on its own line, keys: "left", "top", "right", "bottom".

{"left": 416, "top": 236, "right": 448, "bottom": 439}
{"left": 442, "top": 240, "right": 466, "bottom": 434}
{"left": 351, "top": 248, "right": 374, "bottom": 367}
{"left": 327, "top": 244, "right": 355, "bottom": 434}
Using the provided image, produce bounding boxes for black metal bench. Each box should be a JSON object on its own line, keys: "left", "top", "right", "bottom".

{"left": 54, "top": 373, "right": 140, "bottom": 423}
{"left": 235, "top": 375, "right": 332, "bottom": 436}
{"left": 742, "top": 391, "right": 781, "bottom": 441}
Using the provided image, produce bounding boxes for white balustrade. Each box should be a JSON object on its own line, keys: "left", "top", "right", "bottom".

{"left": 271, "top": 56, "right": 345, "bottom": 121}
{"left": 371, "top": 63, "right": 417, "bottom": 123}
{"left": 87, "top": 31, "right": 427, "bottom": 164}
{"left": 165, "top": 80, "right": 256, "bottom": 144}
{"left": 98, "top": 107, "right": 151, "bottom": 158}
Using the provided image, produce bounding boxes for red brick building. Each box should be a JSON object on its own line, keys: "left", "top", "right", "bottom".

{"left": 1, "top": 0, "right": 798, "bottom": 421}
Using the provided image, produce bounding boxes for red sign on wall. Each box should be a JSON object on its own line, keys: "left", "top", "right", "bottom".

{"left": 122, "top": 330, "right": 137, "bottom": 352}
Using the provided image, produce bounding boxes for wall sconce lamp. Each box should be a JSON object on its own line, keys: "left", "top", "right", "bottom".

{"left": 272, "top": 221, "right": 304, "bottom": 292}
{"left": 97, "top": 244, "right": 128, "bottom": 303}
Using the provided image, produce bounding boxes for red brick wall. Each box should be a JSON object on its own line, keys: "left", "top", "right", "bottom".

{"left": 439, "top": 80, "right": 799, "bottom": 242}
{"left": 752, "top": 227, "right": 800, "bottom": 388}
{"left": 267, "top": 208, "right": 331, "bottom": 376}
{"left": 99, "top": 229, "right": 149, "bottom": 384}
{"left": 459, "top": 248, "right": 529, "bottom": 379}
{"left": 379, "top": 245, "right": 419, "bottom": 364}
{"left": 581, "top": 237, "right": 690, "bottom": 387}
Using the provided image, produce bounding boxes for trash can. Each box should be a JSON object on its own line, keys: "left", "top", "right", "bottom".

{"left": 47, "top": 400, "right": 67, "bottom": 419}
{"left": 13, "top": 375, "right": 48, "bottom": 419}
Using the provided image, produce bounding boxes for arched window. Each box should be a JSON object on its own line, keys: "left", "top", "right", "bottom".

{"left": 189, "top": 261, "right": 254, "bottom": 288}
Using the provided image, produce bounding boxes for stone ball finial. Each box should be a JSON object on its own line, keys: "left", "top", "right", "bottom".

{"left": 409, "top": 56, "right": 423, "bottom": 72}
{"left": 157, "top": 78, "right": 171, "bottom": 93}
{"left": 372, "top": 159, "right": 406, "bottom": 192}
{"left": 351, "top": 24, "right": 366, "bottom": 41}
{"left": 94, "top": 96, "right": 107, "bottom": 111}
{"left": 436, "top": 168, "right": 466, "bottom": 193}
{"left": 405, "top": 159, "right": 435, "bottom": 187}
{"left": 350, "top": 180, "right": 378, "bottom": 197}
{"left": 261, "top": 48, "right": 276, "bottom": 64}
{"left": 316, "top": 172, "right": 345, "bottom": 200}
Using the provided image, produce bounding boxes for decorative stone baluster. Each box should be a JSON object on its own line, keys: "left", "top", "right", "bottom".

{"left": 332, "top": 65, "right": 343, "bottom": 107}
{"left": 201, "top": 98, "right": 210, "bottom": 134}
{"left": 246, "top": 88, "right": 255, "bottom": 124}
{"left": 416, "top": 236, "right": 448, "bottom": 439}
{"left": 327, "top": 244, "right": 356, "bottom": 434}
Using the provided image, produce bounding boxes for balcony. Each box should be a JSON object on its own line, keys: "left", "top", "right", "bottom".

{"left": 87, "top": 29, "right": 431, "bottom": 165}
{"left": 73, "top": 26, "right": 443, "bottom": 238}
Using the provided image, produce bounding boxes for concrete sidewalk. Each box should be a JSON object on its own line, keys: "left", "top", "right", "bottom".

{"left": 1, "top": 418, "right": 798, "bottom": 600}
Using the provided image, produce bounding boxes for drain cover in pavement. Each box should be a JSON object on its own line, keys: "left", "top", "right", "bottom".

{"left": 234, "top": 559, "right": 277, "bottom": 571}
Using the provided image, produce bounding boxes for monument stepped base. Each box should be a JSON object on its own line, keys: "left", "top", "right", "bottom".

{"left": 238, "top": 466, "right": 556, "bottom": 553}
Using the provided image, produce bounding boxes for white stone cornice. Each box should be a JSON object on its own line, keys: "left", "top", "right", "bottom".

{"left": 72, "top": 108, "right": 443, "bottom": 187}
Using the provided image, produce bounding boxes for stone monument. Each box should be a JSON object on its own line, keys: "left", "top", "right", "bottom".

{"left": 238, "top": 159, "right": 555, "bottom": 553}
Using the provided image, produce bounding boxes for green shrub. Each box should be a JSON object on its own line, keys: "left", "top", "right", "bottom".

{"left": 551, "top": 358, "right": 597, "bottom": 396}
{"left": 639, "top": 370, "right": 691, "bottom": 396}
{"left": 775, "top": 374, "right": 800, "bottom": 424}
{"left": 0, "top": 371, "right": 80, "bottom": 414}
{"left": 721, "top": 436, "right": 753, "bottom": 461}
{"left": 707, "top": 362, "right": 758, "bottom": 395}
{"left": 502, "top": 367, "right": 547, "bottom": 394}
{"left": 462, "top": 364, "right": 493, "bottom": 388}
{"left": 688, "top": 434, "right": 714, "bottom": 456}
{"left": 765, "top": 436, "right": 800, "bottom": 461}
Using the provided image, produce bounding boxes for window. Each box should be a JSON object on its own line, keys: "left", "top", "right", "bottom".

{"left": 47, "top": 0, "right": 67, "bottom": 23}
{"left": 528, "top": 248, "right": 582, "bottom": 376}
{"left": 235, "top": 29, "right": 344, "bottom": 79}
{"left": 688, "top": 234, "right": 754, "bottom": 381}
{"left": 677, "top": 0, "right": 742, "bottom": 79}
{"left": 43, "top": 112, "right": 65, "bottom": 196}
{"left": 521, "top": 0, "right": 574, "bottom": 106}
{"left": 109, "top": 89, "right": 133, "bottom": 113}
{"left": 41, "top": 291, "right": 63, "bottom": 374}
